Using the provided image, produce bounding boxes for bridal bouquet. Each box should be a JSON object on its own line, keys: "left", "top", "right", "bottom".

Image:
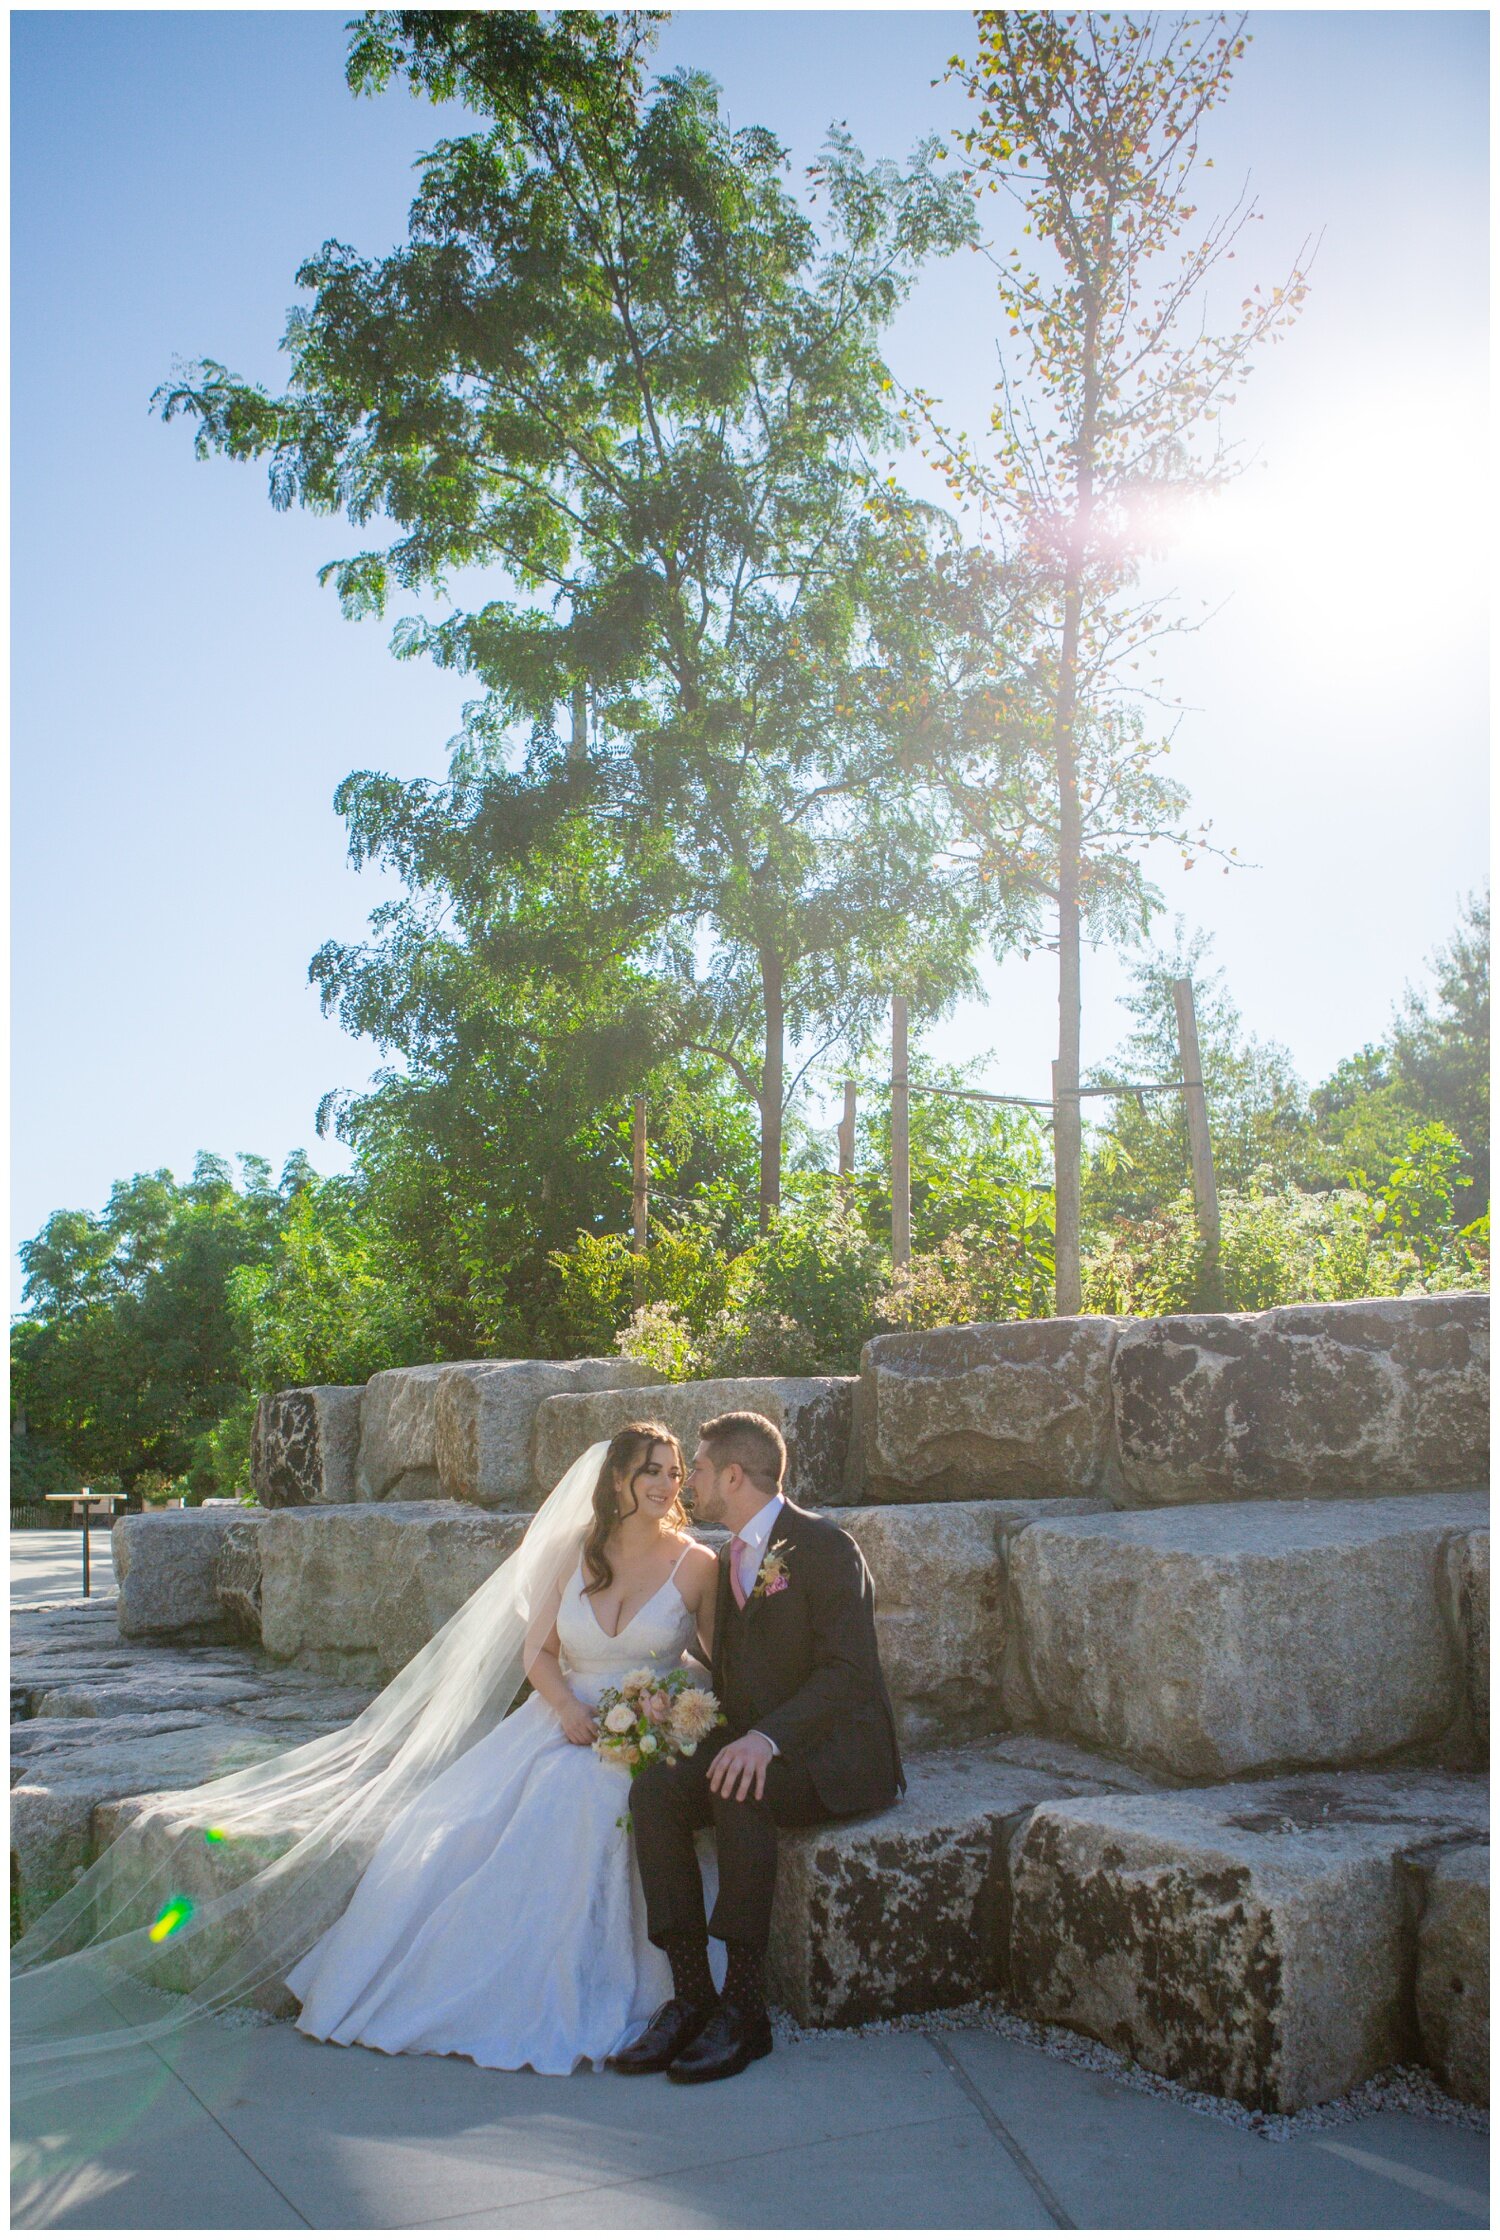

{"left": 593, "top": 1665, "right": 725, "bottom": 1780}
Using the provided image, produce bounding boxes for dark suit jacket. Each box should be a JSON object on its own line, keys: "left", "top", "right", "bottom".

{"left": 711, "top": 1499, "right": 904, "bottom": 1817}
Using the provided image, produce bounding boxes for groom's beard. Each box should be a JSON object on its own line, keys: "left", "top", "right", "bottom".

{"left": 690, "top": 1477, "right": 725, "bottom": 1524}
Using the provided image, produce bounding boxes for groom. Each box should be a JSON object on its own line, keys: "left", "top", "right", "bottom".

{"left": 608, "top": 1409, "right": 904, "bottom": 2084}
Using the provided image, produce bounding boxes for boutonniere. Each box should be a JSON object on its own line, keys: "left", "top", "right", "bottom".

{"left": 749, "top": 1541, "right": 792, "bottom": 1601}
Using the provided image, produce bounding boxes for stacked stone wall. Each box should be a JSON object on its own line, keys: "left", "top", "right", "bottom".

{"left": 27, "top": 1289, "right": 1487, "bottom": 2112}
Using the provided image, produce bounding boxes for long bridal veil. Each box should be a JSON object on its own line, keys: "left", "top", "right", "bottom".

{"left": 11, "top": 1437, "right": 612, "bottom": 2104}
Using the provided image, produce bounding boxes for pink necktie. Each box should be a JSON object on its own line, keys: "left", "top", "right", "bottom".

{"left": 729, "top": 1535, "right": 749, "bottom": 1610}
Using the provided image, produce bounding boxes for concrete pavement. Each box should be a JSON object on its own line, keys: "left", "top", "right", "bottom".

{"left": 11, "top": 1530, "right": 117, "bottom": 1606}
{"left": 11, "top": 2002, "right": 1488, "bottom": 2229}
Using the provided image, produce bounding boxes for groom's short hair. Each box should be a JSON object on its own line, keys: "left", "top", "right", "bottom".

{"left": 698, "top": 1411, "right": 786, "bottom": 1496}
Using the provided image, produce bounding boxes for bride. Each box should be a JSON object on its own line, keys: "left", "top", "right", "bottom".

{"left": 286, "top": 1421, "right": 718, "bottom": 2073}
{"left": 11, "top": 1422, "right": 720, "bottom": 2094}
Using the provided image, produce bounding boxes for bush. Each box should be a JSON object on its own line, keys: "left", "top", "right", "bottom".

{"left": 10, "top": 1431, "right": 85, "bottom": 1504}
{"left": 1082, "top": 1175, "right": 1488, "bottom": 1317}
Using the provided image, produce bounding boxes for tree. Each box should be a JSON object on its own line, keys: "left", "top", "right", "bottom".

{"left": 313, "top": 962, "right": 766, "bottom": 1356}
{"left": 1311, "top": 888, "right": 1489, "bottom": 1222}
{"left": 903, "top": 10, "right": 1314, "bottom": 1309}
{"left": 157, "top": 9, "right": 986, "bottom": 1230}
{"left": 12, "top": 1153, "right": 291, "bottom": 1491}
{"left": 1388, "top": 889, "right": 1488, "bottom": 1223}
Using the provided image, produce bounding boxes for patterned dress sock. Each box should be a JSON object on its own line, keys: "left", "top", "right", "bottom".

{"left": 663, "top": 1932, "right": 715, "bottom": 2009}
{"left": 723, "top": 1938, "right": 766, "bottom": 2009}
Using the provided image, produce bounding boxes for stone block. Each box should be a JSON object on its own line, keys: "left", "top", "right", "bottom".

{"left": 10, "top": 1717, "right": 288, "bottom": 1932}
{"left": 1113, "top": 1294, "right": 1489, "bottom": 1506}
{"left": 1008, "top": 1769, "right": 1488, "bottom": 2112}
{"left": 532, "top": 1377, "right": 855, "bottom": 1509}
{"left": 357, "top": 1363, "right": 485, "bottom": 1502}
{"left": 433, "top": 1357, "right": 664, "bottom": 1509}
{"left": 836, "top": 1499, "right": 1108, "bottom": 1749}
{"left": 1008, "top": 1493, "right": 1486, "bottom": 1780}
{"left": 1408, "top": 1840, "right": 1489, "bottom": 2105}
{"left": 1442, "top": 1529, "right": 1489, "bottom": 1754}
{"left": 768, "top": 1740, "right": 1139, "bottom": 2027}
{"left": 251, "top": 1386, "right": 364, "bottom": 1507}
{"left": 113, "top": 1509, "right": 250, "bottom": 1645}
{"left": 257, "top": 1500, "right": 530, "bottom": 1681}
{"left": 213, "top": 1512, "right": 267, "bottom": 1643}
{"left": 854, "top": 1317, "right": 1126, "bottom": 1504}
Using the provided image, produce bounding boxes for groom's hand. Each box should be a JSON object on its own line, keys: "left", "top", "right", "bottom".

{"left": 707, "top": 1731, "right": 776, "bottom": 1802}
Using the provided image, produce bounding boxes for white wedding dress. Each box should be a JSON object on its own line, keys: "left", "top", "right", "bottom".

{"left": 284, "top": 1550, "right": 712, "bottom": 2075}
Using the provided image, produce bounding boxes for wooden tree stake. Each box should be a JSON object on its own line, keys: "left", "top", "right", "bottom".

{"left": 891, "top": 999, "right": 911, "bottom": 1267}
{"left": 631, "top": 1096, "right": 648, "bottom": 1260}
{"left": 1172, "top": 977, "right": 1224, "bottom": 1311}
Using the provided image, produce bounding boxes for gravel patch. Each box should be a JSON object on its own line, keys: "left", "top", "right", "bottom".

{"left": 767, "top": 1996, "right": 1489, "bottom": 2141}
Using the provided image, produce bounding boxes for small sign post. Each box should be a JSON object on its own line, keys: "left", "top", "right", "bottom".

{"left": 43, "top": 1490, "right": 124, "bottom": 1598}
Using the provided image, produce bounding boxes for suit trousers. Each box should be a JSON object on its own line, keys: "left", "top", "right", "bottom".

{"left": 631, "top": 1736, "right": 827, "bottom": 1954}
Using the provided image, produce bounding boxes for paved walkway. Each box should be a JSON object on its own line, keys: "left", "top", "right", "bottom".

{"left": 11, "top": 1530, "right": 117, "bottom": 1606}
{"left": 11, "top": 2001, "right": 1488, "bottom": 2229}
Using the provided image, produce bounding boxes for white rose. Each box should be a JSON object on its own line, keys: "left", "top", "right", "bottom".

{"left": 604, "top": 1703, "right": 635, "bottom": 1734}
{"left": 639, "top": 1732, "right": 659, "bottom": 1754}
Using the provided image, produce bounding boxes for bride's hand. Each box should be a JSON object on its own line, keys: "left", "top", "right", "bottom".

{"left": 557, "top": 1697, "right": 599, "bottom": 1747}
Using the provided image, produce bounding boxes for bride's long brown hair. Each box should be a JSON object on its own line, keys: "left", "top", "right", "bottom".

{"left": 581, "top": 1422, "right": 690, "bottom": 1596}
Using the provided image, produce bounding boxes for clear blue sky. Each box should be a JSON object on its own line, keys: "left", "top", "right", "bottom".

{"left": 11, "top": 9, "right": 1489, "bottom": 1308}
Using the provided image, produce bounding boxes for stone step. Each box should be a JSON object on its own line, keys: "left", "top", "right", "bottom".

{"left": 531, "top": 1376, "right": 856, "bottom": 1511}
{"left": 111, "top": 1488, "right": 1489, "bottom": 1788}
{"left": 1404, "top": 1839, "right": 1488, "bottom": 2105}
{"left": 49, "top": 1732, "right": 1156, "bottom": 2022}
{"left": 193, "top": 1496, "right": 1102, "bottom": 1752}
{"left": 356, "top": 1357, "right": 666, "bottom": 1508}
{"left": 1007, "top": 1491, "right": 1488, "bottom": 1780}
{"left": 854, "top": 1294, "right": 1488, "bottom": 1505}
{"left": 768, "top": 1736, "right": 1158, "bottom": 2027}
{"left": 22, "top": 1707, "right": 1485, "bottom": 2117}
{"left": 9, "top": 1608, "right": 377, "bottom": 1935}
{"left": 1007, "top": 1768, "right": 1488, "bottom": 2113}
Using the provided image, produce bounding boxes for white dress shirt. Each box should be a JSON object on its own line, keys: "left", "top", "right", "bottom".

{"left": 731, "top": 1492, "right": 785, "bottom": 1759}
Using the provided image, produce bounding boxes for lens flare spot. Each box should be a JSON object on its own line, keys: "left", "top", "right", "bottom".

{"left": 148, "top": 1896, "right": 194, "bottom": 1943}
{"left": 203, "top": 1828, "right": 227, "bottom": 1845}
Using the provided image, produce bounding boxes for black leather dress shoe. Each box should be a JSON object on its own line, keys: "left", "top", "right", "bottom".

{"left": 605, "top": 1996, "right": 720, "bottom": 2075}
{"left": 666, "top": 1998, "right": 773, "bottom": 2084}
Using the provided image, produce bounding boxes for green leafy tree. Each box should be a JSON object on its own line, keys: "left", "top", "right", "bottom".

{"left": 227, "top": 1172, "right": 429, "bottom": 1393}
{"left": 158, "top": 10, "right": 988, "bottom": 1231}
{"left": 12, "top": 1154, "right": 290, "bottom": 1491}
{"left": 315, "top": 956, "right": 763, "bottom": 1354}
{"left": 1311, "top": 890, "right": 1489, "bottom": 1223}
{"left": 904, "top": 9, "right": 1314, "bottom": 1311}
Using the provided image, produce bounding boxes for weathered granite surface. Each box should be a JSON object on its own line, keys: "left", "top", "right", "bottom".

{"left": 838, "top": 1499, "right": 1108, "bottom": 1749}
{"left": 433, "top": 1357, "right": 664, "bottom": 1509}
{"left": 1112, "top": 1295, "right": 1489, "bottom": 1505}
{"left": 251, "top": 1386, "right": 364, "bottom": 1508}
{"left": 1441, "top": 1527, "right": 1490, "bottom": 1754}
{"left": 214, "top": 1512, "right": 267, "bottom": 1644}
{"left": 1008, "top": 1769, "right": 1488, "bottom": 2112}
{"left": 113, "top": 1509, "right": 257, "bottom": 1646}
{"left": 256, "top": 1500, "right": 531, "bottom": 1681}
{"left": 1407, "top": 1840, "right": 1489, "bottom": 2106}
{"left": 853, "top": 1317, "right": 1126, "bottom": 1504}
{"left": 768, "top": 1737, "right": 1154, "bottom": 2027}
{"left": 357, "top": 1363, "right": 490, "bottom": 1503}
{"left": 1007, "top": 1492, "right": 1488, "bottom": 1780}
{"left": 532, "top": 1376, "right": 856, "bottom": 1510}
{"left": 10, "top": 1618, "right": 374, "bottom": 1935}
